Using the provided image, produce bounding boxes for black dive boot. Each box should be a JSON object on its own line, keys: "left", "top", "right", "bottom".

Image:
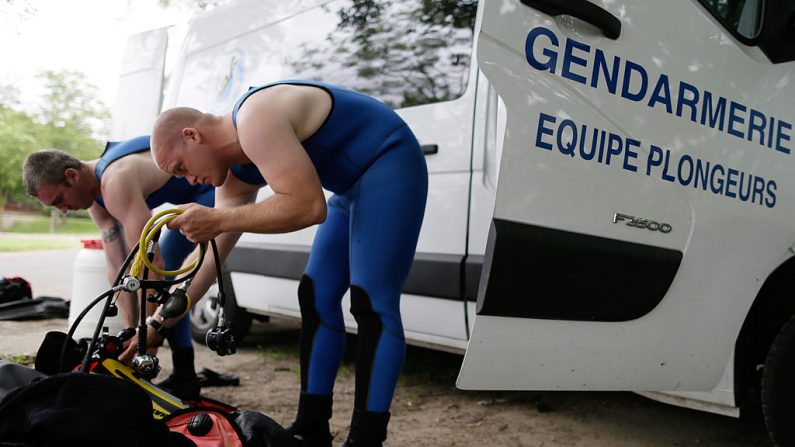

{"left": 287, "top": 392, "right": 333, "bottom": 447}
{"left": 155, "top": 347, "right": 201, "bottom": 401}
{"left": 342, "top": 409, "right": 390, "bottom": 447}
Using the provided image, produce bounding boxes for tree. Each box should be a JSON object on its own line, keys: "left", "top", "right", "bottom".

{"left": 0, "top": 70, "right": 108, "bottom": 224}
{"left": 0, "top": 104, "right": 42, "bottom": 214}
{"left": 35, "top": 70, "right": 109, "bottom": 160}
{"left": 287, "top": 0, "right": 477, "bottom": 108}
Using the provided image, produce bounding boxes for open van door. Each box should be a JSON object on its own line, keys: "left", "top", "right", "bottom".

{"left": 458, "top": 0, "right": 794, "bottom": 391}
{"left": 108, "top": 27, "right": 168, "bottom": 140}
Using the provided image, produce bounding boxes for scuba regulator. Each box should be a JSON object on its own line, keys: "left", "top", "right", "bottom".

{"left": 62, "top": 209, "right": 238, "bottom": 378}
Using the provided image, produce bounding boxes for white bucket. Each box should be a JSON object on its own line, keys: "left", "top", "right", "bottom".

{"left": 68, "top": 239, "right": 125, "bottom": 339}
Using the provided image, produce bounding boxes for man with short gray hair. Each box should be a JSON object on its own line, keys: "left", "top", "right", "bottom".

{"left": 22, "top": 136, "right": 214, "bottom": 400}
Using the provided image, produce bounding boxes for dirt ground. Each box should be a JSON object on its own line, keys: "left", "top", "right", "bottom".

{"left": 0, "top": 317, "right": 772, "bottom": 447}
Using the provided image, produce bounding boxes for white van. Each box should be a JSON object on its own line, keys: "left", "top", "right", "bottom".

{"left": 110, "top": 0, "right": 795, "bottom": 445}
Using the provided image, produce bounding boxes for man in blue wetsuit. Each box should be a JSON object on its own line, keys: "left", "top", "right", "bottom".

{"left": 22, "top": 137, "right": 214, "bottom": 400}
{"left": 140, "top": 81, "right": 428, "bottom": 446}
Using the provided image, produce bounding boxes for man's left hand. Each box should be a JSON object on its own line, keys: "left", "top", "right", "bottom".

{"left": 168, "top": 203, "right": 223, "bottom": 243}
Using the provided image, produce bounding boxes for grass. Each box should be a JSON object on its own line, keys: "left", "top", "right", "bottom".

{"left": 4, "top": 216, "right": 98, "bottom": 234}
{"left": 0, "top": 237, "right": 81, "bottom": 252}
{"left": 0, "top": 354, "right": 35, "bottom": 366}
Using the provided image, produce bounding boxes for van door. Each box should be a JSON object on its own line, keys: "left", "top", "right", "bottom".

{"left": 458, "top": 0, "right": 794, "bottom": 390}
{"left": 168, "top": 0, "right": 480, "bottom": 346}
{"left": 108, "top": 27, "right": 168, "bottom": 140}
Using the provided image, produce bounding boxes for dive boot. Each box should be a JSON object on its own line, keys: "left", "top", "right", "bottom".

{"left": 287, "top": 392, "right": 333, "bottom": 447}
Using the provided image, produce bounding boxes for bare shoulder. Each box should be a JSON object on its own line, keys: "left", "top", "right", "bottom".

{"left": 101, "top": 152, "right": 171, "bottom": 200}
{"left": 236, "top": 84, "right": 332, "bottom": 141}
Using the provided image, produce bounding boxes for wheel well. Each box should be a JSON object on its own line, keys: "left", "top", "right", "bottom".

{"left": 735, "top": 257, "right": 795, "bottom": 412}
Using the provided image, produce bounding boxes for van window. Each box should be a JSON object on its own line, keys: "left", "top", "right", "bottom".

{"left": 285, "top": 0, "right": 478, "bottom": 108}
{"left": 699, "top": 0, "right": 764, "bottom": 39}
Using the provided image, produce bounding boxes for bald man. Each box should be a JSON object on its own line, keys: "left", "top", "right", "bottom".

{"left": 135, "top": 81, "right": 428, "bottom": 447}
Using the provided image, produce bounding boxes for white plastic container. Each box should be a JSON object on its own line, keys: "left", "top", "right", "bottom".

{"left": 69, "top": 239, "right": 125, "bottom": 339}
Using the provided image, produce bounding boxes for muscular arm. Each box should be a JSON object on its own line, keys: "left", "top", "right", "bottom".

{"left": 172, "top": 91, "right": 326, "bottom": 244}
{"left": 103, "top": 175, "right": 165, "bottom": 324}
{"left": 88, "top": 203, "right": 137, "bottom": 327}
{"left": 157, "top": 174, "right": 258, "bottom": 327}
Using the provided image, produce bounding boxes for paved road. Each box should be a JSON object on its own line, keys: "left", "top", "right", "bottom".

{"left": 0, "top": 248, "right": 79, "bottom": 300}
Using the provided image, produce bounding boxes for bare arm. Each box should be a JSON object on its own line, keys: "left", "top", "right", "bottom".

{"left": 87, "top": 203, "right": 137, "bottom": 327}
{"left": 103, "top": 175, "right": 165, "bottom": 324}
{"left": 158, "top": 174, "right": 258, "bottom": 327}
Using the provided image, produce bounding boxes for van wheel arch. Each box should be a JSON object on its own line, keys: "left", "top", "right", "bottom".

{"left": 734, "top": 257, "right": 795, "bottom": 415}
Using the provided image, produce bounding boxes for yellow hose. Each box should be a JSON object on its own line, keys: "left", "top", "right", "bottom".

{"left": 129, "top": 209, "right": 206, "bottom": 278}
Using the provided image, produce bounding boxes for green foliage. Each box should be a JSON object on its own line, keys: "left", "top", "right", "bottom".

{"left": 0, "top": 69, "right": 108, "bottom": 208}
{"left": 0, "top": 237, "right": 80, "bottom": 252}
{"left": 35, "top": 70, "right": 109, "bottom": 160}
{"left": 0, "top": 105, "right": 41, "bottom": 206}
{"left": 4, "top": 215, "right": 98, "bottom": 234}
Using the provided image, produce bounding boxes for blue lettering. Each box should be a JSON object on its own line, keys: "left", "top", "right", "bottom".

{"left": 710, "top": 164, "right": 725, "bottom": 194}
{"left": 562, "top": 38, "right": 590, "bottom": 85}
{"left": 605, "top": 133, "right": 622, "bottom": 165}
{"left": 725, "top": 168, "right": 738, "bottom": 198}
{"left": 700, "top": 91, "right": 726, "bottom": 131}
{"left": 694, "top": 159, "right": 710, "bottom": 190}
{"left": 647, "top": 74, "right": 673, "bottom": 114}
{"left": 580, "top": 127, "right": 598, "bottom": 160}
{"left": 727, "top": 101, "right": 747, "bottom": 139}
{"left": 766, "top": 180, "right": 777, "bottom": 208}
{"left": 536, "top": 112, "right": 556, "bottom": 150}
{"left": 621, "top": 61, "right": 648, "bottom": 102}
{"left": 752, "top": 176, "right": 766, "bottom": 205}
{"left": 526, "top": 27, "right": 559, "bottom": 73}
{"left": 676, "top": 81, "right": 700, "bottom": 123}
{"left": 678, "top": 154, "right": 694, "bottom": 186}
{"left": 591, "top": 48, "right": 620, "bottom": 94}
{"left": 647, "top": 145, "right": 664, "bottom": 176}
{"left": 747, "top": 109, "right": 766, "bottom": 145}
{"left": 624, "top": 138, "right": 639, "bottom": 172}
{"left": 738, "top": 172, "right": 752, "bottom": 202}
{"left": 661, "top": 148, "right": 675, "bottom": 182}
{"left": 776, "top": 120, "right": 792, "bottom": 154}
{"left": 557, "top": 119, "right": 577, "bottom": 156}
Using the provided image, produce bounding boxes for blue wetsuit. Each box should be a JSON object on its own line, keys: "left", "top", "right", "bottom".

{"left": 231, "top": 81, "right": 428, "bottom": 413}
{"left": 95, "top": 135, "right": 215, "bottom": 349}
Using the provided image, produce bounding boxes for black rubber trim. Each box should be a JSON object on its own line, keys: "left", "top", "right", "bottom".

{"left": 225, "top": 243, "right": 467, "bottom": 301}
{"left": 520, "top": 0, "right": 621, "bottom": 39}
{"left": 476, "top": 219, "right": 682, "bottom": 322}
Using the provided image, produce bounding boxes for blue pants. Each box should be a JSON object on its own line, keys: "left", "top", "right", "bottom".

{"left": 157, "top": 187, "right": 215, "bottom": 349}
{"left": 300, "top": 125, "right": 428, "bottom": 413}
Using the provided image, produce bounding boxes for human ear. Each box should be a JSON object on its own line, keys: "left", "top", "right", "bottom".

{"left": 182, "top": 127, "right": 201, "bottom": 143}
{"left": 64, "top": 168, "right": 79, "bottom": 185}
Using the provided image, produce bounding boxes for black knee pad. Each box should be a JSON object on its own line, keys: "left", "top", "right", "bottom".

{"left": 350, "top": 286, "right": 384, "bottom": 410}
{"left": 298, "top": 274, "right": 321, "bottom": 390}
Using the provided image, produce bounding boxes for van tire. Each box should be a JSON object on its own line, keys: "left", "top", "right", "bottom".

{"left": 189, "top": 273, "right": 252, "bottom": 345}
{"left": 762, "top": 313, "right": 795, "bottom": 447}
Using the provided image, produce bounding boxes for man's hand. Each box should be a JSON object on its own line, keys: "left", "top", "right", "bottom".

{"left": 119, "top": 326, "right": 163, "bottom": 364}
{"left": 167, "top": 203, "right": 223, "bottom": 243}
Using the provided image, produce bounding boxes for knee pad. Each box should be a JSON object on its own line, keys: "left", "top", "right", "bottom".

{"left": 298, "top": 275, "right": 321, "bottom": 390}
{"left": 350, "top": 285, "right": 383, "bottom": 338}
{"left": 350, "top": 286, "right": 384, "bottom": 410}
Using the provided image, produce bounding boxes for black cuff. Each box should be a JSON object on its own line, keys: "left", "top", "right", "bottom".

{"left": 145, "top": 316, "right": 170, "bottom": 339}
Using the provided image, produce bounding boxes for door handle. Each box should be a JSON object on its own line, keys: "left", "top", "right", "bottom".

{"left": 520, "top": 0, "right": 621, "bottom": 40}
{"left": 422, "top": 144, "right": 439, "bottom": 155}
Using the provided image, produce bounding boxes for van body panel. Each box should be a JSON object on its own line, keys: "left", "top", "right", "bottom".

{"left": 458, "top": 0, "right": 795, "bottom": 390}
{"left": 109, "top": 27, "right": 168, "bottom": 140}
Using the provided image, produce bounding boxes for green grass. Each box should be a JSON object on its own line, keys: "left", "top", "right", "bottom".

{"left": 4, "top": 216, "right": 98, "bottom": 234}
{"left": 0, "top": 237, "right": 81, "bottom": 252}
{"left": 0, "top": 354, "right": 35, "bottom": 366}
